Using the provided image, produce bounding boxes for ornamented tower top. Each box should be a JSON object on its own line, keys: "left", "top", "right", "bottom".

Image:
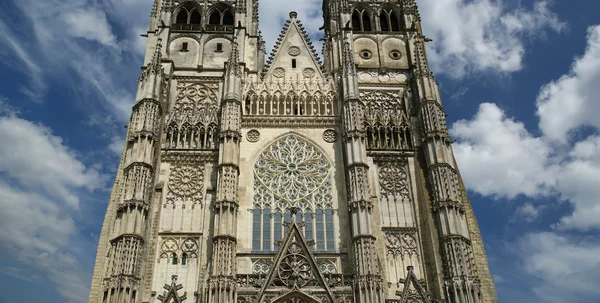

{"left": 88, "top": 0, "right": 497, "bottom": 302}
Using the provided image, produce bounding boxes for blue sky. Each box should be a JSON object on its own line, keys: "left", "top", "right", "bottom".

{"left": 0, "top": 0, "right": 598, "bottom": 302}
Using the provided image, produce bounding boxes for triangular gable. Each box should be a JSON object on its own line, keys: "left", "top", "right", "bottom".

{"left": 257, "top": 221, "right": 334, "bottom": 303}
{"left": 264, "top": 12, "right": 324, "bottom": 80}
{"left": 395, "top": 266, "right": 430, "bottom": 303}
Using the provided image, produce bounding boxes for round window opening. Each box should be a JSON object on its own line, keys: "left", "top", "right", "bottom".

{"left": 389, "top": 50, "right": 402, "bottom": 60}
{"left": 359, "top": 49, "right": 373, "bottom": 59}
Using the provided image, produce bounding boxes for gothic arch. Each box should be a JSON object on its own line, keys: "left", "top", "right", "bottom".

{"left": 207, "top": 3, "right": 234, "bottom": 25}
{"left": 172, "top": 2, "right": 202, "bottom": 24}
{"left": 352, "top": 5, "right": 374, "bottom": 31}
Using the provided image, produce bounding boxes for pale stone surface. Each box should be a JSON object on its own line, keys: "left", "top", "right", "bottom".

{"left": 88, "top": 1, "right": 497, "bottom": 303}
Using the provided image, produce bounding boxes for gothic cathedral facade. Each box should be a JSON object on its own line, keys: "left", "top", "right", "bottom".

{"left": 89, "top": 0, "right": 498, "bottom": 302}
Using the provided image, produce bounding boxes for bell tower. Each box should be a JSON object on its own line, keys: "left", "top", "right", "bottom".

{"left": 88, "top": 0, "right": 262, "bottom": 302}
{"left": 321, "top": 0, "right": 498, "bottom": 302}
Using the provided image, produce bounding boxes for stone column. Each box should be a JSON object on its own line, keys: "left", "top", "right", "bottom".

{"left": 340, "top": 32, "right": 385, "bottom": 303}
{"left": 98, "top": 40, "right": 164, "bottom": 303}
{"left": 410, "top": 34, "right": 483, "bottom": 303}
{"left": 207, "top": 40, "right": 242, "bottom": 303}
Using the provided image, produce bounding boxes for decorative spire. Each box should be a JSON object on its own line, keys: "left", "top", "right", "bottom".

{"left": 157, "top": 275, "right": 187, "bottom": 303}
{"left": 395, "top": 266, "right": 431, "bottom": 303}
{"left": 226, "top": 38, "right": 241, "bottom": 77}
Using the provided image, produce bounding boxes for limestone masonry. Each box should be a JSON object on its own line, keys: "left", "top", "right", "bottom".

{"left": 89, "top": 1, "right": 498, "bottom": 302}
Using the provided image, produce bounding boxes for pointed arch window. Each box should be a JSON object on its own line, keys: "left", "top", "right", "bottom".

{"left": 175, "top": 11, "right": 188, "bottom": 24}
{"left": 207, "top": 4, "right": 234, "bottom": 32}
{"left": 173, "top": 4, "right": 202, "bottom": 31}
{"left": 352, "top": 9, "right": 372, "bottom": 32}
{"left": 252, "top": 135, "right": 336, "bottom": 252}
{"left": 171, "top": 253, "right": 178, "bottom": 265}
{"left": 380, "top": 9, "right": 402, "bottom": 32}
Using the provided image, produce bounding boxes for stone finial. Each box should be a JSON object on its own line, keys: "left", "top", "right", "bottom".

{"left": 289, "top": 11, "right": 297, "bottom": 19}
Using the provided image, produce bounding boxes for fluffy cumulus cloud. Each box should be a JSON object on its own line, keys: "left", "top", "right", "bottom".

{"left": 451, "top": 103, "right": 556, "bottom": 198}
{"left": 0, "top": 106, "right": 108, "bottom": 302}
{"left": 419, "top": 0, "right": 565, "bottom": 77}
{"left": 0, "top": 113, "right": 107, "bottom": 207}
{"left": 450, "top": 25, "right": 600, "bottom": 302}
{"left": 451, "top": 25, "right": 600, "bottom": 231}
{"left": 537, "top": 25, "right": 600, "bottom": 142}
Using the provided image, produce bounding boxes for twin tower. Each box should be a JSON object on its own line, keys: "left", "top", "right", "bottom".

{"left": 89, "top": 0, "right": 498, "bottom": 302}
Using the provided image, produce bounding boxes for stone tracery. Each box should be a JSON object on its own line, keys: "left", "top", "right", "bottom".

{"left": 165, "top": 82, "right": 219, "bottom": 149}
{"left": 361, "top": 90, "right": 412, "bottom": 150}
{"left": 252, "top": 135, "right": 335, "bottom": 252}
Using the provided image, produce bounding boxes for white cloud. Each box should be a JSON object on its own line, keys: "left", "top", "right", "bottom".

{"left": 419, "top": 0, "right": 564, "bottom": 78}
{"left": 517, "top": 232, "right": 600, "bottom": 303}
{"left": 0, "top": 110, "right": 108, "bottom": 302}
{"left": 514, "top": 202, "right": 541, "bottom": 222}
{"left": 0, "top": 19, "right": 46, "bottom": 101}
{"left": 61, "top": 8, "right": 117, "bottom": 47}
{"left": 108, "top": 136, "right": 125, "bottom": 155}
{"left": 0, "top": 113, "right": 107, "bottom": 208}
{"left": 450, "top": 25, "right": 600, "bottom": 232}
{"left": 537, "top": 25, "right": 600, "bottom": 142}
{"left": 451, "top": 103, "right": 556, "bottom": 199}
{"left": 553, "top": 135, "right": 600, "bottom": 230}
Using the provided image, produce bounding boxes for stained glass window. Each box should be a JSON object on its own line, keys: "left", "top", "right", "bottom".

{"left": 252, "top": 135, "right": 336, "bottom": 252}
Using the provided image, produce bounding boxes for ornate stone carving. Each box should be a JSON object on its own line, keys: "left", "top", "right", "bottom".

{"left": 252, "top": 259, "right": 272, "bottom": 274}
{"left": 159, "top": 237, "right": 199, "bottom": 260}
{"left": 361, "top": 90, "right": 412, "bottom": 150}
{"left": 254, "top": 135, "right": 331, "bottom": 209}
{"left": 157, "top": 275, "right": 187, "bottom": 303}
{"left": 428, "top": 163, "right": 462, "bottom": 211}
{"left": 379, "top": 163, "right": 409, "bottom": 198}
{"left": 357, "top": 71, "right": 408, "bottom": 85}
{"left": 244, "top": 79, "right": 337, "bottom": 117}
{"left": 287, "top": 46, "right": 301, "bottom": 56}
{"left": 322, "top": 129, "right": 337, "bottom": 143}
{"left": 384, "top": 228, "right": 418, "bottom": 257}
{"left": 317, "top": 259, "right": 337, "bottom": 274}
{"left": 181, "top": 238, "right": 198, "bottom": 258}
{"left": 302, "top": 67, "right": 316, "bottom": 78}
{"left": 278, "top": 242, "right": 313, "bottom": 287}
{"left": 166, "top": 164, "right": 204, "bottom": 206}
{"left": 273, "top": 67, "right": 286, "bottom": 78}
{"left": 246, "top": 129, "right": 260, "bottom": 142}
{"left": 389, "top": 49, "right": 403, "bottom": 60}
{"left": 165, "top": 82, "right": 219, "bottom": 149}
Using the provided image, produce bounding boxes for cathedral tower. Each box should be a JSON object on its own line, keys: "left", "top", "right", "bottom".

{"left": 89, "top": 0, "right": 497, "bottom": 302}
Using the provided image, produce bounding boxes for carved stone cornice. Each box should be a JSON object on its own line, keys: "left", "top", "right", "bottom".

{"left": 124, "top": 161, "right": 154, "bottom": 173}
{"left": 110, "top": 233, "right": 145, "bottom": 244}
{"left": 116, "top": 199, "right": 150, "bottom": 212}
{"left": 242, "top": 116, "right": 339, "bottom": 128}
{"left": 161, "top": 149, "right": 219, "bottom": 163}
{"left": 367, "top": 149, "right": 414, "bottom": 159}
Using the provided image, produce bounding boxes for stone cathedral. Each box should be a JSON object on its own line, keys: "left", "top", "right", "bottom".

{"left": 89, "top": 0, "right": 498, "bottom": 302}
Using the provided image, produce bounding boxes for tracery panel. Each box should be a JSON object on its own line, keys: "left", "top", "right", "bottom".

{"left": 251, "top": 135, "right": 336, "bottom": 252}
{"left": 361, "top": 90, "right": 412, "bottom": 150}
{"left": 164, "top": 82, "right": 219, "bottom": 150}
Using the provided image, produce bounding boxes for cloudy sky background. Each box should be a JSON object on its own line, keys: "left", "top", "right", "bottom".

{"left": 0, "top": 0, "right": 598, "bottom": 302}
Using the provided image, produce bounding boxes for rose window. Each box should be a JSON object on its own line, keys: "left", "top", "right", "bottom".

{"left": 252, "top": 135, "right": 336, "bottom": 252}
{"left": 254, "top": 135, "right": 330, "bottom": 206}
